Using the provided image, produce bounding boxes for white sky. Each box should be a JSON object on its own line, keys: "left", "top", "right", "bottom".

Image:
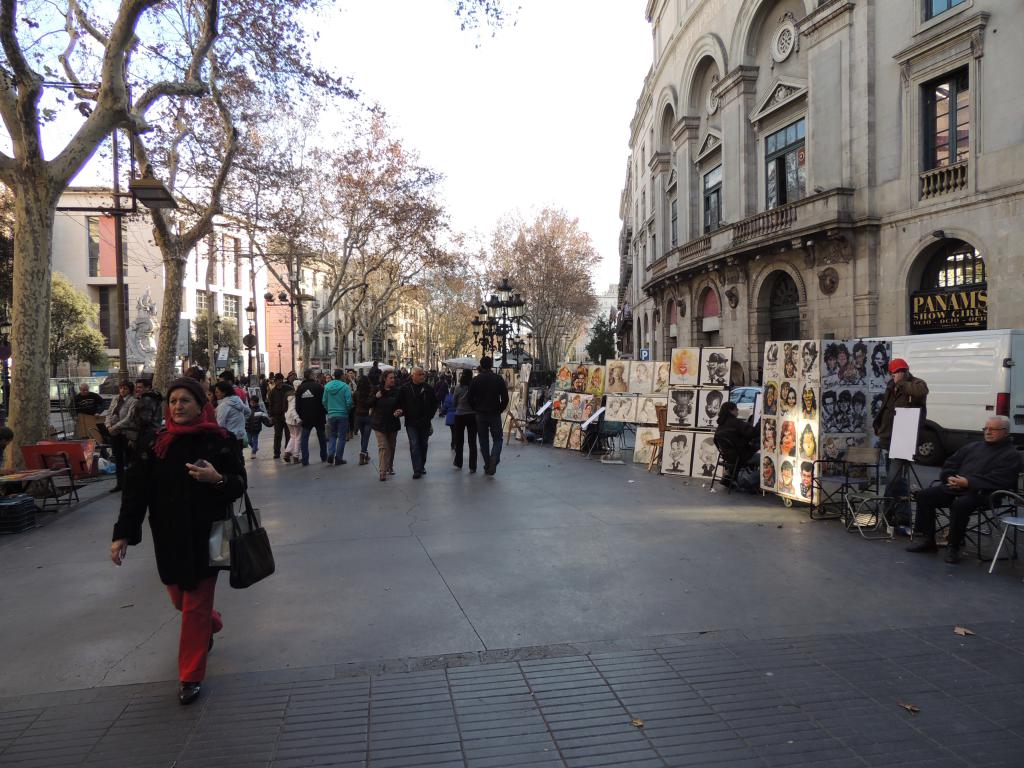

{"left": 315, "top": 1, "right": 652, "bottom": 291}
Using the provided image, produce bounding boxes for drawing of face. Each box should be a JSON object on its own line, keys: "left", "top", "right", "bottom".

{"left": 607, "top": 364, "right": 626, "bottom": 391}
{"left": 836, "top": 346, "right": 850, "bottom": 370}
{"left": 871, "top": 344, "right": 889, "bottom": 377}
{"left": 762, "top": 421, "right": 777, "bottom": 452}
{"left": 780, "top": 462, "right": 794, "bottom": 490}
{"left": 823, "top": 392, "right": 836, "bottom": 418}
{"left": 838, "top": 391, "right": 851, "bottom": 416}
{"left": 800, "top": 463, "right": 813, "bottom": 496}
{"left": 802, "top": 386, "right": 816, "bottom": 418}
{"left": 705, "top": 391, "right": 723, "bottom": 420}
{"left": 655, "top": 364, "right": 668, "bottom": 390}
{"left": 582, "top": 400, "right": 594, "bottom": 420}
{"left": 706, "top": 354, "right": 728, "bottom": 384}
{"left": 801, "top": 342, "right": 818, "bottom": 372}
{"left": 800, "top": 424, "right": 816, "bottom": 459}
{"left": 762, "top": 456, "right": 776, "bottom": 487}
{"left": 557, "top": 367, "right": 571, "bottom": 385}
{"left": 764, "top": 383, "right": 778, "bottom": 414}
{"left": 635, "top": 364, "right": 650, "bottom": 383}
{"left": 785, "top": 387, "right": 798, "bottom": 413}
{"left": 780, "top": 421, "right": 797, "bottom": 456}
{"left": 590, "top": 368, "right": 604, "bottom": 391}
{"left": 699, "top": 438, "right": 717, "bottom": 468}
{"left": 669, "top": 435, "right": 688, "bottom": 465}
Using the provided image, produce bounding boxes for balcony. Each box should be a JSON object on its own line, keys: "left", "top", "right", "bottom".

{"left": 641, "top": 187, "right": 854, "bottom": 294}
{"left": 919, "top": 161, "right": 967, "bottom": 200}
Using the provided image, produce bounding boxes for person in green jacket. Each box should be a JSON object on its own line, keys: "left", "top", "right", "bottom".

{"left": 322, "top": 369, "right": 354, "bottom": 465}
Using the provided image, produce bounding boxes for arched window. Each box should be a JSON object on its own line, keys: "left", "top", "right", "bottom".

{"left": 699, "top": 287, "right": 721, "bottom": 333}
{"left": 921, "top": 240, "right": 985, "bottom": 290}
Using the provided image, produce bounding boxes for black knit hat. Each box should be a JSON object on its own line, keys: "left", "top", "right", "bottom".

{"left": 166, "top": 376, "right": 207, "bottom": 404}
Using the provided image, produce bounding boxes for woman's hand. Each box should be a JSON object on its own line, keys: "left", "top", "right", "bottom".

{"left": 110, "top": 539, "right": 128, "bottom": 566}
{"left": 185, "top": 462, "right": 223, "bottom": 484}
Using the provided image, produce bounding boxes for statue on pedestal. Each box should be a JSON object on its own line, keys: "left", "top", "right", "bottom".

{"left": 126, "top": 288, "right": 158, "bottom": 371}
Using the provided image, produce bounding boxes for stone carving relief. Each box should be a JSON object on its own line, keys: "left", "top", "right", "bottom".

{"left": 771, "top": 13, "right": 799, "bottom": 65}
{"left": 725, "top": 286, "right": 740, "bottom": 309}
{"left": 706, "top": 74, "right": 720, "bottom": 116}
{"left": 818, "top": 267, "right": 839, "bottom": 296}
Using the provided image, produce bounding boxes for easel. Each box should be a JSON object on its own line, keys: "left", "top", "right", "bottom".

{"left": 884, "top": 407, "right": 925, "bottom": 528}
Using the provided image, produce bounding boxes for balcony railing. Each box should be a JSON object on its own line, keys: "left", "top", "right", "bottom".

{"left": 732, "top": 202, "right": 797, "bottom": 244}
{"left": 919, "top": 161, "right": 967, "bottom": 200}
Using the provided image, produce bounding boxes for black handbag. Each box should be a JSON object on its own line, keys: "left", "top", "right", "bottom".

{"left": 228, "top": 492, "right": 275, "bottom": 588}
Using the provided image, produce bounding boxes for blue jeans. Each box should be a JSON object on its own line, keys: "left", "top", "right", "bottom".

{"left": 476, "top": 413, "right": 503, "bottom": 467}
{"left": 247, "top": 431, "right": 260, "bottom": 452}
{"left": 300, "top": 424, "right": 327, "bottom": 465}
{"left": 358, "top": 415, "right": 373, "bottom": 454}
{"left": 327, "top": 416, "right": 349, "bottom": 461}
{"left": 406, "top": 424, "right": 430, "bottom": 474}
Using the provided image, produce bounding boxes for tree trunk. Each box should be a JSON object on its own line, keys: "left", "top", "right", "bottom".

{"left": 153, "top": 242, "right": 186, "bottom": 394}
{"left": 8, "top": 181, "right": 58, "bottom": 468}
{"left": 205, "top": 236, "right": 218, "bottom": 375}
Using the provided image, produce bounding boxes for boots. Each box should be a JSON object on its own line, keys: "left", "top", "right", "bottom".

{"left": 359, "top": 452, "right": 369, "bottom": 465}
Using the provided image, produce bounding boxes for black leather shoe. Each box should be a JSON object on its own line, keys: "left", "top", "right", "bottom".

{"left": 413, "top": 472, "right": 423, "bottom": 479}
{"left": 906, "top": 541, "right": 938, "bottom": 554}
{"left": 945, "top": 548, "right": 961, "bottom": 564}
{"left": 178, "top": 682, "right": 202, "bottom": 705}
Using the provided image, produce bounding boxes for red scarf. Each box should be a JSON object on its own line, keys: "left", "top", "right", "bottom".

{"left": 153, "top": 402, "right": 229, "bottom": 458}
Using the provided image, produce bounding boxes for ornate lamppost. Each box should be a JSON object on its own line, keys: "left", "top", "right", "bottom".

{"left": 474, "top": 277, "right": 526, "bottom": 369}
{"left": 243, "top": 300, "right": 257, "bottom": 381}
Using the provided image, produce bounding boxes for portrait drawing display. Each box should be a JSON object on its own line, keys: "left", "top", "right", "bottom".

{"left": 587, "top": 365, "right": 606, "bottom": 397}
{"left": 570, "top": 364, "right": 590, "bottom": 394}
{"left": 700, "top": 347, "right": 732, "bottom": 387}
{"left": 670, "top": 347, "right": 700, "bottom": 386}
{"left": 763, "top": 342, "right": 780, "bottom": 381}
{"left": 567, "top": 425, "right": 583, "bottom": 451}
{"left": 605, "top": 361, "right": 630, "bottom": 393}
{"left": 661, "top": 431, "right": 695, "bottom": 476}
{"left": 632, "top": 426, "right": 661, "bottom": 465}
{"left": 553, "top": 421, "right": 572, "bottom": 449}
{"left": 636, "top": 394, "right": 666, "bottom": 425}
{"left": 693, "top": 435, "right": 719, "bottom": 479}
{"left": 760, "top": 455, "right": 777, "bottom": 492}
{"left": 653, "top": 362, "right": 670, "bottom": 394}
{"left": 668, "top": 388, "right": 697, "bottom": 427}
{"left": 695, "top": 388, "right": 725, "bottom": 430}
{"left": 551, "top": 391, "right": 569, "bottom": 421}
{"left": 555, "top": 364, "right": 573, "bottom": 391}
{"left": 604, "top": 394, "right": 637, "bottom": 423}
{"left": 629, "top": 361, "right": 654, "bottom": 394}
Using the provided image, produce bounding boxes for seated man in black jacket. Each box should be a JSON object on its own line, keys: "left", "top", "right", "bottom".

{"left": 714, "top": 401, "right": 759, "bottom": 471}
{"left": 907, "top": 415, "right": 1022, "bottom": 564}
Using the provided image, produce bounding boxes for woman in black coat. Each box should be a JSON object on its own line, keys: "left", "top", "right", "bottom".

{"left": 370, "top": 370, "right": 401, "bottom": 481}
{"left": 110, "top": 377, "right": 245, "bottom": 706}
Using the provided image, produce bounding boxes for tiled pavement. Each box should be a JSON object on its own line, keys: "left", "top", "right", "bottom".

{"left": 2, "top": 621, "right": 1024, "bottom": 768}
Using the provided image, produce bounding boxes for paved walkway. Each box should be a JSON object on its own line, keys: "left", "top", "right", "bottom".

{"left": 1, "top": 421, "right": 1022, "bottom": 766}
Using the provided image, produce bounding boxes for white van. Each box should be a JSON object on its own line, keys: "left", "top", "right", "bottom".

{"left": 889, "top": 329, "right": 1024, "bottom": 464}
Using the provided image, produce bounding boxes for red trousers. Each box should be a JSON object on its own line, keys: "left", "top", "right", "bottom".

{"left": 166, "top": 574, "right": 223, "bottom": 683}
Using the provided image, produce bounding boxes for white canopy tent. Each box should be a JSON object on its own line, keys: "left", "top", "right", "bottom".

{"left": 352, "top": 361, "right": 395, "bottom": 372}
{"left": 442, "top": 356, "right": 480, "bottom": 370}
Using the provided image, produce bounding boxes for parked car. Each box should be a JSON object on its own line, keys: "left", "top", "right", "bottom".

{"left": 730, "top": 386, "right": 762, "bottom": 422}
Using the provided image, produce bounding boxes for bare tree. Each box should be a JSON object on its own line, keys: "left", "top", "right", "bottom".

{"left": 487, "top": 209, "right": 599, "bottom": 371}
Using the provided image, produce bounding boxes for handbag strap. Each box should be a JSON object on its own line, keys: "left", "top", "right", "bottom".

{"left": 231, "top": 491, "right": 258, "bottom": 536}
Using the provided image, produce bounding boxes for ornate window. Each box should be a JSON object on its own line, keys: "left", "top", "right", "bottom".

{"left": 923, "top": 69, "right": 969, "bottom": 170}
{"left": 670, "top": 198, "right": 678, "bottom": 247}
{"left": 921, "top": 240, "right": 985, "bottom": 290}
{"left": 765, "top": 119, "right": 806, "bottom": 209}
{"left": 925, "top": 0, "right": 967, "bottom": 21}
{"left": 703, "top": 165, "right": 722, "bottom": 234}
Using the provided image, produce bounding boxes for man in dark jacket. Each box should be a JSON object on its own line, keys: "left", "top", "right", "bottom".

{"left": 467, "top": 356, "right": 509, "bottom": 476}
{"left": 714, "top": 402, "right": 759, "bottom": 470}
{"left": 397, "top": 366, "right": 438, "bottom": 479}
{"left": 131, "top": 379, "right": 164, "bottom": 457}
{"left": 295, "top": 369, "right": 327, "bottom": 466}
{"left": 907, "top": 415, "right": 1022, "bottom": 563}
{"left": 267, "top": 373, "right": 292, "bottom": 459}
{"left": 874, "top": 357, "right": 929, "bottom": 525}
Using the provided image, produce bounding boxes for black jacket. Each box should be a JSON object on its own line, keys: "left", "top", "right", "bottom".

{"left": 113, "top": 431, "right": 245, "bottom": 590}
{"left": 267, "top": 382, "right": 293, "bottom": 419}
{"left": 715, "top": 412, "right": 759, "bottom": 461}
{"left": 398, "top": 381, "right": 438, "bottom": 428}
{"left": 370, "top": 385, "right": 402, "bottom": 433}
{"left": 466, "top": 370, "right": 509, "bottom": 416}
{"left": 73, "top": 391, "right": 105, "bottom": 415}
{"left": 874, "top": 374, "right": 928, "bottom": 445}
{"left": 294, "top": 380, "right": 326, "bottom": 428}
{"left": 940, "top": 438, "right": 1021, "bottom": 494}
{"left": 353, "top": 376, "right": 373, "bottom": 419}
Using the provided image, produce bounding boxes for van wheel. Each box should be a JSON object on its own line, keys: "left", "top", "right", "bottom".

{"left": 916, "top": 429, "right": 945, "bottom": 466}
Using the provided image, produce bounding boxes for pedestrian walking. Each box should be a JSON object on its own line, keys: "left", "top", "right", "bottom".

{"left": 398, "top": 366, "right": 438, "bottom": 479}
{"left": 267, "top": 373, "right": 292, "bottom": 459}
{"left": 467, "top": 356, "right": 509, "bottom": 476}
{"left": 244, "top": 396, "right": 272, "bottom": 457}
{"left": 322, "top": 368, "right": 354, "bottom": 466}
{"left": 105, "top": 380, "right": 137, "bottom": 492}
{"left": 131, "top": 378, "right": 164, "bottom": 456}
{"left": 451, "top": 369, "right": 478, "bottom": 473}
{"left": 109, "top": 377, "right": 245, "bottom": 706}
{"left": 282, "top": 388, "right": 302, "bottom": 463}
{"left": 213, "top": 380, "right": 251, "bottom": 455}
{"left": 353, "top": 374, "right": 374, "bottom": 465}
{"left": 295, "top": 369, "right": 327, "bottom": 465}
{"left": 371, "top": 370, "right": 401, "bottom": 481}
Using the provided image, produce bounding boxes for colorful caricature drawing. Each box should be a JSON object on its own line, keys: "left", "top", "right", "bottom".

{"left": 670, "top": 347, "right": 700, "bottom": 386}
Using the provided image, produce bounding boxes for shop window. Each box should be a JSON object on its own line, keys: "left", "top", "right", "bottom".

{"left": 703, "top": 165, "right": 722, "bottom": 233}
{"left": 923, "top": 69, "right": 969, "bottom": 170}
{"left": 765, "top": 118, "right": 806, "bottom": 209}
{"left": 925, "top": 0, "right": 966, "bottom": 20}
{"left": 921, "top": 240, "right": 985, "bottom": 290}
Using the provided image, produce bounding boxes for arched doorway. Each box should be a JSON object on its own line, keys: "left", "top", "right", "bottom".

{"left": 909, "top": 239, "right": 986, "bottom": 333}
{"left": 768, "top": 272, "right": 800, "bottom": 340}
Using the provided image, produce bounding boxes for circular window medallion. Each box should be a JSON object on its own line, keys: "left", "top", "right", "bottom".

{"left": 706, "top": 74, "right": 720, "bottom": 115}
{"left": 771, "top": 20, "right": 798, "bottom": 63}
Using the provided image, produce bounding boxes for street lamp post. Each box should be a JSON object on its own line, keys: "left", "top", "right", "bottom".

{"left": 243, "top": 300, "right": 257, "bottom": 382}
{"left": 276, "top": 343, "right": 283, "bottom": 375}
{"left": 357, "top": 329, "right": 365, "bottom": 361}
{"left": 473, "top": 277, "right": 526, "bottom": 369}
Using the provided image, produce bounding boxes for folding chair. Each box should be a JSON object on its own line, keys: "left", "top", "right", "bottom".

{"left": 39, "top": 452, "right": 80, "bottom": 508}
{"left": 587, "top": 418, "right": 625, "bottom": 459}
{"left": 709, "top": 436, "right": 741, "bottom": 494}
{"left": 987, "top": 491, "right": 1024, "bottom": 573}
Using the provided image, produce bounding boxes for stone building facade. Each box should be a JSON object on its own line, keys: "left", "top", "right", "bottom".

{"left": 617, "top": 0, "right": 1023, "bottom": 384}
